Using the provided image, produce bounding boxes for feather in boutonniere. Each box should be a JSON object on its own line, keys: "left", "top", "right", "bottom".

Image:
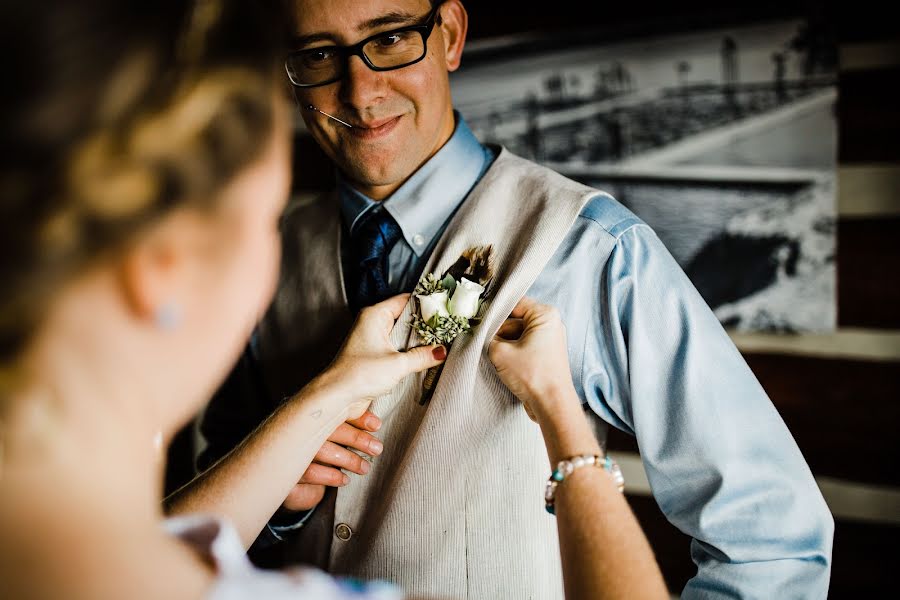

{"left": 412, "top": 245, "right": 494, "bottom": 405}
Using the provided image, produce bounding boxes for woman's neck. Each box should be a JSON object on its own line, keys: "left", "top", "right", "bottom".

{"left": 2, "top": 376, "right": 165, "bottom": 527}
{"left": 0, "top": 475, "right": 213, "bottom": 600}
{"left": 0, "top": 261, "right": 214, "bottom": 598}
{"left": 6, "top": 302, "right": 172, "bottom": 503}
{"left": 1, "top": 384, "right": 212, "bottom": 600}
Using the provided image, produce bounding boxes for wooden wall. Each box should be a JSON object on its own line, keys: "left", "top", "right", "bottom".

{"left": 588, "top": 3, "right": 900, "bottom": 596}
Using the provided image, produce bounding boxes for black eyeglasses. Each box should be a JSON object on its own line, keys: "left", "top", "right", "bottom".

{"left": 285, "top": 3, "right": 444, "bottom": 88}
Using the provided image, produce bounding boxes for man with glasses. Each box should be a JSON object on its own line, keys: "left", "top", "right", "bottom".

{"left": 198, "top": 1, "right": 833, "bottom": 598}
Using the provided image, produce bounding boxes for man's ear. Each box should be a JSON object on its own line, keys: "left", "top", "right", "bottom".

{"left": 439, "top": 0, "right": 468, "bottom": 72}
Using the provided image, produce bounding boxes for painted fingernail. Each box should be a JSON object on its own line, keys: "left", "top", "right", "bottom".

{"left": 371, "top": 439, "right": 384, "bottom": 455}
{"left": 432, "top": 345, "right": 447, "bottom": 360}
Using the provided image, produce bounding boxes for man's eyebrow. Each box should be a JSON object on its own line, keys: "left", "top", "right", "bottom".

{"left": 291, "top": 10, "right": 424, "bottom": 48}
{"left": 358, "top": 11, "right": 421, "bottom": 32}
{"left": 291, "top": 33, "right": 337, "bottom": 49}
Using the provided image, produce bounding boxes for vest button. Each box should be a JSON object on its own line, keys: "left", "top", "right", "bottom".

{"left": 335, "top": 522, "right": 353, "bottom": 541}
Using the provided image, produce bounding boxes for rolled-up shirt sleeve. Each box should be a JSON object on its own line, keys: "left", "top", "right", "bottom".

{"left": 582, "top": 223, "right": 834, "bottom": 599}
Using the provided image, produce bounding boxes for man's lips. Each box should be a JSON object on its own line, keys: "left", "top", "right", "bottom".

{"left": 346, "top": 115, "right": 402, "bottom": 140}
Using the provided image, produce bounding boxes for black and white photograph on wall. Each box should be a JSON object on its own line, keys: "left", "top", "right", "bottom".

{"left": 451, "top": 18, "right": 838, "bottom": 332}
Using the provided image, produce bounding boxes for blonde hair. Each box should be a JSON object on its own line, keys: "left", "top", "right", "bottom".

{"left": 0, "top": 0, "right": 289, "bottom": 394}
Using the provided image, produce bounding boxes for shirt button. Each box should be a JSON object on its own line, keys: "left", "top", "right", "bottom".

{"left": 412, "top": 234, "right": 425, "bottom": 247}
{"left": 335, "top": 523, "right": 353, "bottom": 541}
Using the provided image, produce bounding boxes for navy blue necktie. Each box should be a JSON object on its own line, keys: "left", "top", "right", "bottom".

{"left": 349, "top": 208, "right": 403, "bottom": 312}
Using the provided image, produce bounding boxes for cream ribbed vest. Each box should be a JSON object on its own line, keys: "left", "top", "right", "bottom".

{"left": 256, "top": 149, "right": 611, "bottom": 599}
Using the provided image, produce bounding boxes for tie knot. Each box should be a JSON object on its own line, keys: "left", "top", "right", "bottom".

{"left": 353, "top": 208, "right": 403, "bottom": 265}
{"left": 347, "top": 207, "right": 403, "bottom": 311}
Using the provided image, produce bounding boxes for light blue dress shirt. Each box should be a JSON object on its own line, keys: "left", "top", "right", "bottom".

{"left": 338, "top": 117, "right": 495, "bottom": 294}
{"left": 338, "top": 115, "right": 834, "bottom": 599}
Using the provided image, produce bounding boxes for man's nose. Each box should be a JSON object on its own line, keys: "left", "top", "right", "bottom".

{"left": 338, "top": 54, "right": 387, "bottom": 109}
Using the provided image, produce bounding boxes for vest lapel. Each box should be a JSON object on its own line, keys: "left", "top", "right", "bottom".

{"left": 256, "top": 190, "right": 353, "bottom": 407}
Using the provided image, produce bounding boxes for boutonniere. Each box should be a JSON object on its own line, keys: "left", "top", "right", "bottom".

{"left": 411, "top": 245, "right": 494, "bottom": 405}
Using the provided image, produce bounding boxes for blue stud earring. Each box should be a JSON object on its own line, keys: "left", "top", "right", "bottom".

{"left": 155, "top": 303, "right": 182, "bottom": 330}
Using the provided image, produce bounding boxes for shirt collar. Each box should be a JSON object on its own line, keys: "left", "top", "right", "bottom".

{"left": 338, "top": 114, "right": 493, "bottom": 257}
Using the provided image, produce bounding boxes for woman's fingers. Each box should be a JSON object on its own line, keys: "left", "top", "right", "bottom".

{"left": 489, "top": 297, "right": 574, "bottom": 417}
{"left": 402, "top": 344, "right": 447, "bottom": 374}
{"left": 372, "top": 293, "right": 413, "bottom": 322}
{"left": 495, "top": 318, "right": 525, "bottom": 340}
{"left": 336, "top": 294, "right": 446, "bottom": 401}
{"left": 508, "top": 296, "right": 541, "bottom": 320}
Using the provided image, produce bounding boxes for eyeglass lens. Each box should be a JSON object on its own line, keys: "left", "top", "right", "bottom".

{"left": 286, "top": 29, "right": 427, "bottom": 86}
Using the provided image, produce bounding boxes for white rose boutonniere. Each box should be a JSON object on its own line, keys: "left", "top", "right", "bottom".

{"left": 418, "top": 290, "right": 450, "bottom": 322}
{"left": 411, "top": 245, "right": 494, "bottom": 405}
{"left": 448, "top": 278, "right": 485, "bottom": 319}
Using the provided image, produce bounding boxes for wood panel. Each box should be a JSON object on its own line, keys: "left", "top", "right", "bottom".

{"left": 837, "top": 67, "right": 900, "bottom": 163}
{"left": 828, "top": 1, "right": 900, "bottom": 45}
{"left": 625, "top": 495, "right": 696, "bottom": 593}
{"left": 829, "top": 519, "right": 900, "bottom": 597}
{"left": 626, "top": 494, "right": 900, "bottom": 597}
{"left": 837, "top": 166, "right": 900, "bottom": 218}
{"left": 608, "top": 353, "right": 900, "bottom": 486}
{"left": 730, "top": 328, "right": 900, "bottom": 362}
{"left": 839, "top": 41, "right": 900, "bottom": 72}
{"left": 744, "top": 353, "right": 900, "bottom": 486}
{"left": 837, "top": 217, "right": 900, "bottom": 329}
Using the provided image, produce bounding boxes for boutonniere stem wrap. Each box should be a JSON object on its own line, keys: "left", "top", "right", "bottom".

{"left": 412, "top": 245, "right": 494, "bottom": 405}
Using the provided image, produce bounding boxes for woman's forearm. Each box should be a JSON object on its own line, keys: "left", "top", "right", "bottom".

{"left": 164, "top": 370, "right": 363, "bottom": 548}
{"left": 536, "top": 386, "right": 669, "bottom": 600}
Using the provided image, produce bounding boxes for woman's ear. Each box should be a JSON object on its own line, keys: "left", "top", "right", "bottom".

{"left": 117, "top": 213, "right": 198, "bottom": 326}
{"left": 439, "top": 0, "right": 468, "bottom": 72}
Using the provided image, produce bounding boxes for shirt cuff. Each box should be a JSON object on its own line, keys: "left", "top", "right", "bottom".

{"left": 266, "top": 505, "right": 316, "bottom": 541}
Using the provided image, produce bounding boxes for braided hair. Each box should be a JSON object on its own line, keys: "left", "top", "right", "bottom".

{"left": 0, "top": 0, "right": 289, "bottom": 392}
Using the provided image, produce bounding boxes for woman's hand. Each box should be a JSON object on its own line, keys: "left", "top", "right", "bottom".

{"left": 319, "top": 294, "right": 447, "bottom": 417}
{"left": 488, "top": 297, "right": 578, "bottom": 423}
{"left": 277, "top": 294, "right": 445, "bottom": 513}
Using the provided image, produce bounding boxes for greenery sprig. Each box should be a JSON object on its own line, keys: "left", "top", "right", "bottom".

{"left": 411, "top": 312, "right": 471, "bottom": 346}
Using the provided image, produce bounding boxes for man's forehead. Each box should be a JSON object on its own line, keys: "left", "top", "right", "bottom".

{"left": 291, "top": 0, "right": 433, "bottom": 38}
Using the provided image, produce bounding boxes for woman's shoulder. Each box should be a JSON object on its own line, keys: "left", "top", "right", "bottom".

{"left": 166, "top": 515, "right": 404, "bottom": 600}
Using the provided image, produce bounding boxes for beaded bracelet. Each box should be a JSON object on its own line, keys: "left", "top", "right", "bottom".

{"left": 544, "top": 454, "right": 625, "bottom": 515}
